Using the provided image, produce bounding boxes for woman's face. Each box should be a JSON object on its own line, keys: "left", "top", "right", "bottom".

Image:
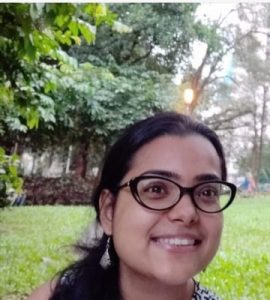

{"left": 100, "top": 134, "right": 223, "bottom": 287}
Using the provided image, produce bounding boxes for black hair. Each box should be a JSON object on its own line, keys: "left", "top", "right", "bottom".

{"left": 49, "top": 112, "right": 227, "bottom": 300}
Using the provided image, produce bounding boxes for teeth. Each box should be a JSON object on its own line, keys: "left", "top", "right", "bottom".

{"left": 156, "top": 238, "right": 195, "bottom": 246}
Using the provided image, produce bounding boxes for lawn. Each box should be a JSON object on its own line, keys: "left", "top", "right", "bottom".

{"left": 0, "top": 195, "right": 270, "bottom": 300}
{"left": 198, "top": 195, "right": 270, "bottom": 299}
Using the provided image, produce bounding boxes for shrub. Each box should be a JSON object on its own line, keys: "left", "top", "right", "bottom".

{"left": 0, "top": 147, "right": 23, "bottom": 208}
{"left": 23, "top": 176, "right": 97, "bottom": 205}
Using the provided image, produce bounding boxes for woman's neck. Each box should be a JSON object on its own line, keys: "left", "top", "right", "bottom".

{"left": 119, "top": 264, "right": 194, "bottom": 300}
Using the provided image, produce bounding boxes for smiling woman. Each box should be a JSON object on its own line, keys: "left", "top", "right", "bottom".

{"left": 28, "top": 112, "right": 237, "bottom": 300}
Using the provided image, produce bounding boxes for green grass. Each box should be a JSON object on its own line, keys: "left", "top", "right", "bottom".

{"left": 1, "top": 196, "right": 270, "bottom": 299}
{"left": 199, "top": 195, "right": 270, "bottom": 299}
{"left": 0, "top": 206, "right": 93, "bottom": 300}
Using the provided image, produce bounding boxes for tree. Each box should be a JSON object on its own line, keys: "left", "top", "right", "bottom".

{"left": 197, "top": 3, "right": 270, "bottom": 183}
{"left": 175, "top": 7, "right": 240, "bottom": 115}
{"left": 167, "top": 4, "right": 270, "bottom": 183}
{"left": 72, "top": 3, "right": 200, "bottom": 74}
{"left": 0, "top": 3, "right": 115, "bottom": 205}
{"left": 0, "top": 3, "right": 115, "bottom": 131}
{"left": 176, "top": 4, "right": 255, "bottom": 120}
{"left": 2, "top": 4, "right": 240, "bottom": 186}
{"left": 229, "top": 3, "right": 270, "bottom": 183}
{"left": 11, "top": 4, "right": 202, "bottom": 178}
{"left": 56, "top": 3, "right": 204, "bottom": 176}
{"left": 19, "top": 62, "right": 176, "bottom": 178}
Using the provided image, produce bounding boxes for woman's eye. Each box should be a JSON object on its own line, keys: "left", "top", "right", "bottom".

{"left": 201, "top": 188, "right": 218, "bottom": 197}
{"left": 141, "top": 182, "right": 169, "bottom": 199}
{"left": 195, "top": 185, "right": 220, "bottom": 204}
{"left": 146, "top": 185, "right": 165, "bottom": 194}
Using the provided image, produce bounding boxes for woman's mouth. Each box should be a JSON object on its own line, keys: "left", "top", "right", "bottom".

{"left": 151, "top": 236, "right": 202, "bottom": 252}
{"left": 155, "top": 237, "right": 198, "bottom": 246}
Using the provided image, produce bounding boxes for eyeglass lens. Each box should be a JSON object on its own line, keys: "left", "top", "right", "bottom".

{"left": 136, "top": 177, "right": 233, "bottom": 212}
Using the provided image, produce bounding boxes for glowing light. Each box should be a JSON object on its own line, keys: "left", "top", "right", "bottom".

{"left": 184, "top": 88, "right": 194, "bottom": 105}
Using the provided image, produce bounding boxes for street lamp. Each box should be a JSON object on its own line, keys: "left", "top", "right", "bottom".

{"left": 184, "top": 88, "right": 194, "bottom": 115}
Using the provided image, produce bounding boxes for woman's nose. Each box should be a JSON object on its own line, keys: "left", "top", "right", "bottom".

{"left": 167, "top": 193, "right": 199, "bottom": 225}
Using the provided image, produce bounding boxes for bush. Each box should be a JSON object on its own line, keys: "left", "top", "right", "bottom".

{"left": 23, "top": 176, "right": 97, "bottom": 205}
{"left": 0, "top": 147, "right": 23, "bottom": 208}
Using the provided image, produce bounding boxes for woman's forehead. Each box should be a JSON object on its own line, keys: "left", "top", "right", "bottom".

{"left": 126, "top": 135, "right": 221, "bottom": 181}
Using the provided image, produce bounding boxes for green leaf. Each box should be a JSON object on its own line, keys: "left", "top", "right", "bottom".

{"left": 82, "top": 3, "right": 96, "bottom": 15}
{"left": 0, "top": 147, "right": 5, "bottom": 157}
{"left": 59, "top": 63, "right": 74, "bottom": 74}
{"left": 8, "top": 165, "right": 17, "bottom": 177}
{"left": 0, "top": 85, "right": 14, "bottom": 103}
{"left": 95, "top": 4, "right": 107, "bottom": 17}
{"left": 71, "top": 36, "right": 81, "bottom": 45}
{"left": 54, "top": 30, "right": 72, "bottom": 45}
{"left": 68, "top": 19, "right": 79, "bottom": 36}
{"left": 26, "top": 108, "right": 40, "bottom": 129}
{"left": 78, "top": 19, "right": 96, "bottom": 44}
{"left": 10, "top": 153, "right": 20, "bottom": 163}
{"left": 54, "top": 14, "right": 70, "bottom": 27}
{"left": 23, "top": 35, "right": 36, "bottom": 61}
{"left": 44, "top": 81, "right": 57, "bottom": 93}
{"left": 33, "top": 30, "right": 58, "bottom": 55}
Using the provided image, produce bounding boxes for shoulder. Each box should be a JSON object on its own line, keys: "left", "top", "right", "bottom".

{"left": 192, "top": 281, "right": 221, "bottom": 300}
{"left": 27, "top": 280, "right": 56, "bottom": 300}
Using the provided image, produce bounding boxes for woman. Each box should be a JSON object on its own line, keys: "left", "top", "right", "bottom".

{"left": 29, "top": 112, "right": 236, "bottom": 300}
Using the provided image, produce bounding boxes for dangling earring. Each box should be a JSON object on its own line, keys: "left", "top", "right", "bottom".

{"left": 100, "top": 237, "right": 111, "bottom": 269}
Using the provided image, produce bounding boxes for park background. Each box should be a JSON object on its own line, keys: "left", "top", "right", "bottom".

{"left": 0, "top": 3, "right": 270, "bottom": 299}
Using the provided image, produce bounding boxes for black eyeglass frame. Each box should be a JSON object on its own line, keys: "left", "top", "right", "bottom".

{"left": 118, "top": 175, "right": 237, "bottom": 213}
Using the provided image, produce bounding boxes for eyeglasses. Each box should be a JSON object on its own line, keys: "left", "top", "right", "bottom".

{"left": 118, "top": 176, "right": 237, "bottom": 213}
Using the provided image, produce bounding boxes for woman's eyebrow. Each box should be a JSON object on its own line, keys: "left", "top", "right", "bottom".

{"left": 141, "top": 170, "right": 180, "bottom": 180}
{"left": 195, "top": 174, "right": 221, "bottom": 181}
{"left": 142, "top": 170, "right": 220, "bottom": 181}
{"left": 140, "top": 170, "right": 221, "bottom": 182}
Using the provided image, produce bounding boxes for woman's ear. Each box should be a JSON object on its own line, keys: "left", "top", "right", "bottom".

{"left": 99, "top": 189, "right": 115, "bottom": 236}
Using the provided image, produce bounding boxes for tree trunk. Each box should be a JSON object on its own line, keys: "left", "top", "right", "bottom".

{"left": 71, "top": 139, "right": 90, "bottom": 178}
{"left": 251, "top": 110, "right": 259, "bottom": 182}
{"left": 62, "top": 145, "right": 72, "bottom": 175}
{"left": 31, "top": 153, "right": 37, "bottom": 175}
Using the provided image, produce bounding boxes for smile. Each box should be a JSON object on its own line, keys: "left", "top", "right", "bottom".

{"left": 155, "top": 238, "right": 198, "bottom": 246}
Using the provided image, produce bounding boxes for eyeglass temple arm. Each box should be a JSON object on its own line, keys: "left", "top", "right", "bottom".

{"left": 118, "top": 181, "right": 130, "bottom": 189}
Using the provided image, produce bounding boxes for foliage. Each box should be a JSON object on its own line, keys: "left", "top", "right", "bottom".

{"left": 0, "top": 148, "right": 23, "bottom": 208}
{"left": 84, "top": 3, "right": 199, "bottom": 74}
{"left": 0, "top": 3, "right": 115, "bottom": 131}
{"left": 17, "top": 62, "right": 176, "bottom": 152}
{"left": 0, "top": 3, "right": 115, "bottom": 206}
{"left": 1, "top": 3, "right": 197, "bottom": 147}
{"left": 17, "top": 3, "right": 201, "bottom": 151}
{"left": 1, "top": 3, "right": 196, "bottom": 181}
{"left": 1, "top": 196, "right": 270, "bottom": 299}
{"left": 1, "top": 3, "right": 201, "bottom": 182}
{"left": 19, "top": 3, "right": 201, "bottom": 175}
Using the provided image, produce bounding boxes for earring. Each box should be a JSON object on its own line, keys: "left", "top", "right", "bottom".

{"left": 100, "top": 237, "right": 111, "bottom": 269}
